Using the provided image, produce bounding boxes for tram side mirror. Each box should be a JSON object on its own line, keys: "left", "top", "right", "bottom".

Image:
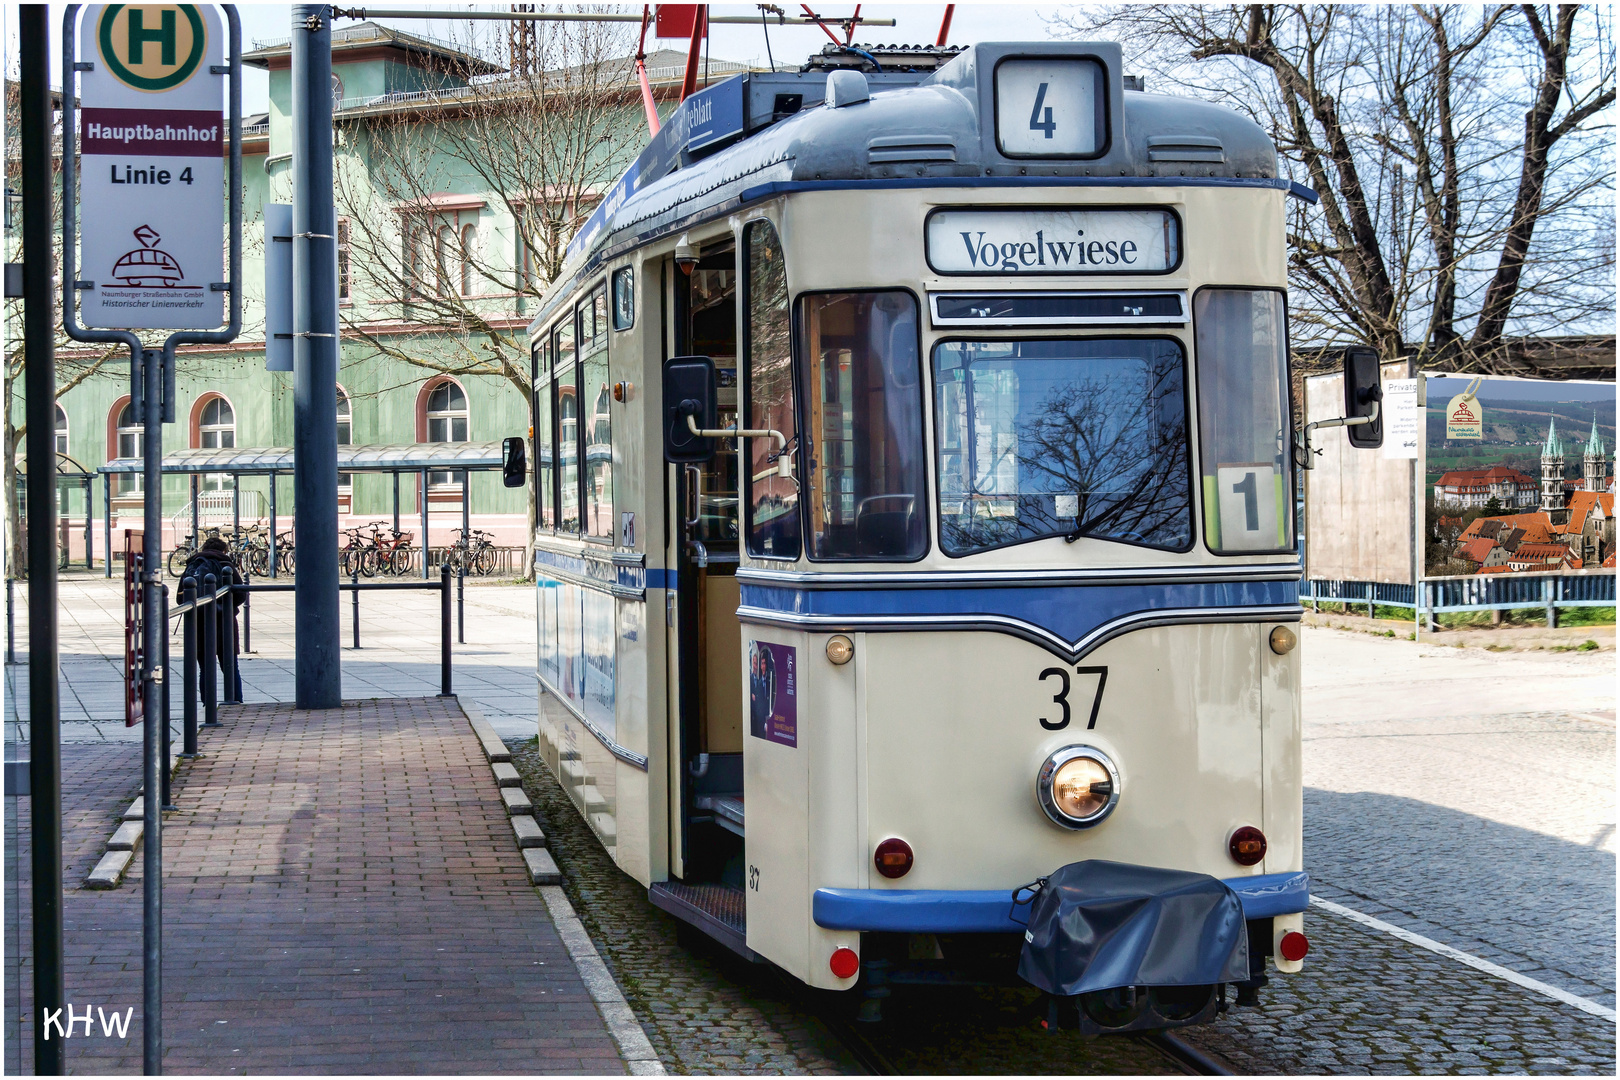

{"left": 1342, "top": 346, "right": 1384, "bottom": 449}
{"left": 501, "top": 436, "right": 527, "bottom": 488}
{"left": 663, "top": 356, "right": 717, "bottom": 463}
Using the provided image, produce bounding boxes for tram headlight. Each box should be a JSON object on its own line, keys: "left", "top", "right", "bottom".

{"left": 1037, "top": 746, "right": 1120, "bottom": 830}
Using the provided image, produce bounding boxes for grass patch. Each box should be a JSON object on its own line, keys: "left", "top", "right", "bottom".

{"left": 1431, "top": 606, "right": 1615, "bottom": 630}
{"left": 1306, "top": 601, "right": 1413, "bottom": 621}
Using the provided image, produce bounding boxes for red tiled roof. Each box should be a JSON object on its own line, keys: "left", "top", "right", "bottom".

{"left": 1475, "top": 565, "right": 1518, "bottom": 575}
{"left": 1512, "top": 542, "right": 1571, "bottom": 562}
{"left": 1604, "top": 553, "right": 1616, "bottom": 568}
{"left": 1457, "top": 537, "right": 1498, "bottom": 565}
{"left": 1564, "top": 491, "right": 1615, "bottom": 534}
{"left": 1434, "top": 465, "right": 1537, "bottom": 487}
{"left": 1461, "top": 512, "right": 1557, "bottom": 542}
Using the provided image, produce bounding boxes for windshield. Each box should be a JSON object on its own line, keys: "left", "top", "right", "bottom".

{"left": 932, "top": 338, "right": 1192, "bottom": 555}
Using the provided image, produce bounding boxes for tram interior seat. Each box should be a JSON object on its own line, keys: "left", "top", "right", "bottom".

{"left": 855, "top": 494, "right": 917, "bottom": 552}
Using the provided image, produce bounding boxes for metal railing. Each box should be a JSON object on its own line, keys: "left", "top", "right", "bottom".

{"left": 1301, "top": 571, "right": 1615, "bottom": 629}
{"left": 167, "top": 566, "right": 455, "bottom": 773}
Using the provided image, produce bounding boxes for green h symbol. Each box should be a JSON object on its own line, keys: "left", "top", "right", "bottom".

{"left": 127, "top": 8, "right": 177, "bottom": 65}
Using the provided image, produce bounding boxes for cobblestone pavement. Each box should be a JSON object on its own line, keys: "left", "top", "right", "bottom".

{"left": 7, "top": 698, "right": 623, "bottom": 1074}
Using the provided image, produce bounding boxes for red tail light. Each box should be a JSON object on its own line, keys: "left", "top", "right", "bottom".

{"left": 829, "top": 947, "right": 860, "bottom": 979}
{"left": 1279, "top": 931, "right": 1309, "bottom": 962}
{"left": 1228, "top": 825, "right": 1267, "bottom": 866}
{"left": 874, "top": 837, "right": 914, "bottom": 879}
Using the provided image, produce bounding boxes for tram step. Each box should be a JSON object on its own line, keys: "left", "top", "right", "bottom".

{"left": 511, "top": 814, "right": 547, "bottom": 848}
{"left": 579, "top": 785, "right": 607, "bottom": 814}
{"left": 491, "top": 762, "right": 522, "bottom": 787}
{"left": 501, "top": 787, "right": 534, "bottom": 816}
{"left": 649, "top": 881, "right": 756, "bottom": 962}
{"left": 695, "top": 794, "right": 745, "bottom": 837}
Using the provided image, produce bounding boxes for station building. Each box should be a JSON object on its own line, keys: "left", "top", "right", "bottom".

{"left": 14, "top": 24, "right": 733, "bottom": 567}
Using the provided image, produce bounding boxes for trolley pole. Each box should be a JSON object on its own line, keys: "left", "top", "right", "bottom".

{"left": 291, "top": 4, "right": 342, "bottom": 708}
{"left": 21, "top": 9, "right": 65, "bottom": 1071}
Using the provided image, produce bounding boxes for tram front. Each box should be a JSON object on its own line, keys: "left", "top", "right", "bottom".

{"left": 651, "top": 41, "right": 1382, "bottom": 1033}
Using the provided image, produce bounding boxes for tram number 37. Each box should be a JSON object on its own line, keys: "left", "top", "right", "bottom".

{"left": 1037, "top": 666, "right": 1108, "bottom": 730}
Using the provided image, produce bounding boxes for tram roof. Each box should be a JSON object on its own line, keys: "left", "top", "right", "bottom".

{"left": 530, "top": 40, "right": 1297, "bottom": 334}
{"left": 97, "top": 441, "right": 507, "bottom": 475}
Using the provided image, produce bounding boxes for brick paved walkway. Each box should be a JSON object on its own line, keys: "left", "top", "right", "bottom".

{"left": 7, "top": 697, "right": 625, "bottom": 1074}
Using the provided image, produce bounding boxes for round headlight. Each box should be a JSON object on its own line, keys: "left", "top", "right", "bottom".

{"left": 1037, "top": 746, "right": 1120, "bottom": 829}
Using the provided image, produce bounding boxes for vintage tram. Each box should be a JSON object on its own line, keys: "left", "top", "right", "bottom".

{"left": 523, "top": 40, "right": 1355, "bottom": 1032}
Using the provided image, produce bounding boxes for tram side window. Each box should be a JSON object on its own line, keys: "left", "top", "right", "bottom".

{"left": 1194, "top": 289, "right": 1293, "bottom": 554}
{"left": 933, "top": 339, "right": 1192, "bottom": 555}
{"left": 581, "top": 284, "right": 613, "bottom": 540}
{"left": 554, "top": 318, "right": 580, "bottom": 532}
{"left": 744, "top": 221, "right": 799, "bottom": 559}
{"left": 798, "top": 290, "right": 927, "bottom": 561}
{"left": 536, "top": 336, "right": 554, "bottom": 529}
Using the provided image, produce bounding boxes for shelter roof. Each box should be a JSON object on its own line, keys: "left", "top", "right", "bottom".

{"left": 245, "top": 22, "right": 504, "bottom": 75}
{"left": 98, "top": 442, "right": 507, "bottom": 475}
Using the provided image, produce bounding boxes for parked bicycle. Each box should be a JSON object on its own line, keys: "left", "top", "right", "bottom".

{"left": 340, "top": 525, "right": 377, "bottom": 577}
{"left": 445, "top": 528, "right": 496, "bottom": 576}
{"left": 169, "top": 526, "right": 226, "bottom": 577}
{"left": 274, "top": 530, "right": 296, "bottom": 575}
{"left": 364, "top": 521, "right": 415, "bottom": 576}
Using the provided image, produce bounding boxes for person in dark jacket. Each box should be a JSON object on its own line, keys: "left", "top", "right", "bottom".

{"left": 182, "top": 536, "right": 242, "bottom": 701}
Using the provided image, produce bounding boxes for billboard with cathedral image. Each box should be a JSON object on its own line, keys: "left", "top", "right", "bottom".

{"left": 1424, "top": 376, "right": 1615, "bottom": 578}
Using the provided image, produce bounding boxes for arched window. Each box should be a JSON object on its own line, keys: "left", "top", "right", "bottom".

{"left": 198, "top": 396, "right": 236, "bottom": 448}
{"left": 54, "top": 404, "right": 68, "bottom": 456}
{"left": 460, "top": 223, "right": 477, "bottom": 296}
{"left": 115, "top": 400, "right": 142, "bottom": 493}
{"left": 336, "top": 386, "right": 352, "bottom": 491}
{"left": 424, "top": 379, "right": 468, "bottom": 487}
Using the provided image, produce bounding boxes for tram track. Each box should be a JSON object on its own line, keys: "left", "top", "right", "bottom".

{"left": 1136, "top": 1030, "right": 1236, "bottom": 1076}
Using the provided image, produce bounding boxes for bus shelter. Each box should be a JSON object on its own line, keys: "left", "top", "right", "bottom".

{"left": 14, "top": 452, "right": 97, "bottom": 573}
{"left": 97, "top": 441, "right": 510, "bottom": 578}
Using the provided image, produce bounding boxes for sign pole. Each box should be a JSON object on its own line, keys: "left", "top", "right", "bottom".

{"left": 21, "top": 7, "right": 66, "bottom": 1072}
{"left": 291, "top": 4, "right": 341, "bottom": 708}
{"left": 62, "top": 6, "right": 243, "bottom": 1073}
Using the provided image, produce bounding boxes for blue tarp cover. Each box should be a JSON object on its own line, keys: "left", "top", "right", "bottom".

{"left": 1016, "top": 860, "right": 1251, "bottom": 996}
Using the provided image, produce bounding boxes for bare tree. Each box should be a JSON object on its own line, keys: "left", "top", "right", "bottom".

{"left": 1054, "top": 5, "right": 1616, "bottom": 375}
{"left": 334, "top": 17, "right": 644, "bottom": 573}
{"left": 3, "top": 79, "right": 120, "bottom": 575}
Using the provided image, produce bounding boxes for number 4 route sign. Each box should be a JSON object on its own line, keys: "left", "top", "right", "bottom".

{"left": 78, "top": 4, "right": 225, "bottom": 331}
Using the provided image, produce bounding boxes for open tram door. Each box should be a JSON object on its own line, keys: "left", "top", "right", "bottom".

{"left": 654, "top": 239, "right": 757, "bottom": 956}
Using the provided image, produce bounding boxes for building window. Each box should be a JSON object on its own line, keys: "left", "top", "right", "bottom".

{"left": 198, "top": 396, "right": 236, "bottom": 449}
{"left": 424, "top": 379, "right": 468, "bottom": 487}
{"left": 435, "top": 225, "right": 457, "bottom": 296}
{"left": 460, "top": 223, "right": 477, "bottom": 296}
{"left": 337, "top": 219, "right": 351, "bottom": 301}
{"left": 115, "top": 401, "right": 142, "bottom": 493}
{"left": 336, "top": 386, "right": 352, "bottom": 491}
{"left": 54, "top": 404, "right": 68, "bottom": 456}
{"left": 196, "top": 395, "right": 236, "bottom": 491}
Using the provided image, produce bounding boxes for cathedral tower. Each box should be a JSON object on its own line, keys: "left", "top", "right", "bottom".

{"left": 1540, "top": 418, "right": 1565, "bottom": 512}
{"left": 1583, "top": 417, "right": 1607, "bottom": 494}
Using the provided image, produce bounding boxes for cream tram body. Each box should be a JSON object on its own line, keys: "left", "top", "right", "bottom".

{"left": 527, "top": 41, "right": 1311, "bottom": 1022}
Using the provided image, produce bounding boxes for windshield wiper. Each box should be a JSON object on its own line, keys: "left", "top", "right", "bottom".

{"left": 1064, "top": 473, "right": 1152, "bottom": 544}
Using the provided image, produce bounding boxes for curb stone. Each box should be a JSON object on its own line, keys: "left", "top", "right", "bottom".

{"left": 455, "top": 701, "right": 664, "bottom": 1075}
{"left": 84, "top": 848, "right": 133, "bottom": 889}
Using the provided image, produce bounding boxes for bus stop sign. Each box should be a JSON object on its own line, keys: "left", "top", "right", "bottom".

{"left": 78, "top": 4, "right": 225, "bottom": 330}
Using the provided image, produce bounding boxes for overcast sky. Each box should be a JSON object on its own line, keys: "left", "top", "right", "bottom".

{"left": 6, "top": 3, "right": 1066, "bottom": 113}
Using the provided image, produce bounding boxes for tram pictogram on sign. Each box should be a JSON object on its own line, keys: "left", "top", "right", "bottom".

{"left": 110, "top": 225, "right": 187, "bottom": 287}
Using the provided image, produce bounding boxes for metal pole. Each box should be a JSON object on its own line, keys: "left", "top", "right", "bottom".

{"left": 191, "top": 473, "right": 199, "bottom": 552}
{"left": 268, "top": 477, "right": 277, "bottom": 579}
{"left": 141, "top": 362, "right": 165, "bottom": 1077}
{"left": 181, "top": 578, "right": 198, "bottom": 756}
{"left": 440, "top": 562, "right": 453, "bottom": 696}
{"left": 351, "top": 571, "right": 360, "bottom": 649}
{"left": 160, "top": 584, "right": 174, "bottom": 810}
{"left": 242, "top": 586, "right": 251, "bottom": 653}
{"left": 459, "top": 468, "right": 468, "bottom": 640}
{"left": 201, "top": 575, "right": 218, "bottom": 727}
{"left": 232, "top": 478, "right": 240, "bottom": 546}
{"left": 420, "top": 468, "right": 430, "bottom": 579}
{"left": 21, "top": 11, "right": 65, "bottom": 1069}
{"left": 104, "top": 472, "right": 114, "bottom": 577}
{"left": 221, "top": 574, "right": 239, "bottom": 704}
{"left": 85, "top": 477, "right": 93, "bottom": 569}
{"left": 292, "top": 4, "right": 341, "bottom": 709}
{"left": 5, "top": 577, "right": 13, "bottom": 664}
{"left": 393, "top": 470, "right": 400, "bottom": 534}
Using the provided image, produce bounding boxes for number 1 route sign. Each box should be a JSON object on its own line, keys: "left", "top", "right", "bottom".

{"left": 78, "top": 4, "right": 225, "bottom": 331}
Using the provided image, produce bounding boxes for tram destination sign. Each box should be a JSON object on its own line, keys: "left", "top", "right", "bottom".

{"left": 78, "top": 3, "right": 225, "bottom": 330}
{"left": 926, "top": 208, "right": 1179, "bottom": 275}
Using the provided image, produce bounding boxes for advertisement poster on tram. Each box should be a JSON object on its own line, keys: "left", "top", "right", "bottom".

{"left": 1424, "top": 376, "right": 1614, "bottom": 579}
{"left": 748, "top": 640, "right": 797, "bottom": 748}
